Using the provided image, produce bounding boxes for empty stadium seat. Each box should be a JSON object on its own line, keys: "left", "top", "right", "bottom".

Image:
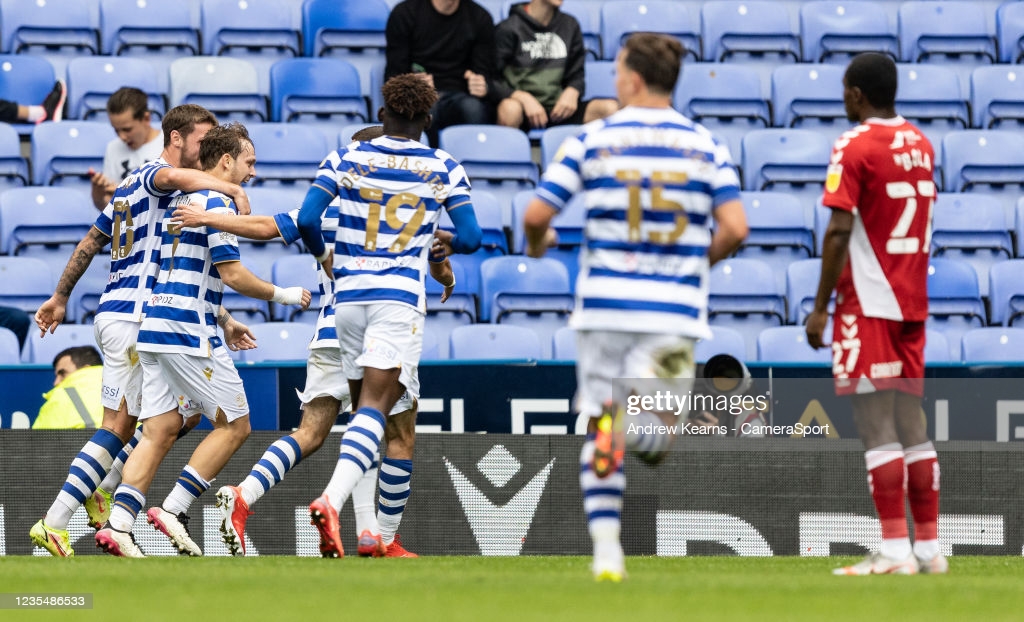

{"left": 740, "top": 129, "right": 831, "bottom": 218}
{"left": 71, "top": 255, "right": 110, "bottom": 324}
{"left": 0, "top": 257, "right": 54, "bottom": 313}
{"left": 425, "top": 259, "right": 475, "bottom": 360}
{"left": 26, "top": 325, "right": 97, "bottom": 365}
{"left": 0, "top": 0, "right": 100, "bottom": 75}
{"left": 584, "top": 60, "right": 617, "bottom": 100}
{"left": 601, "top": 1, "right": 700, "bottom": 61}
{"left": 924, "top": 329, "right": 952, "bottom": 364}
{"left": 701, "top": 1, "right": 801, "bottom": 63}
{"left": 988, "top": 259, "right": 1024, "bottom": 327}
{"left": 269, "top": 58, "right": 366, "bottom": 126}
{"left": 736, "top": 191, "right": 815, "bottom": 292}
{"left": 439, "top": 190, "right": 507, "bottom": 256}
{"left": 899, "top": 1, "right": 996, "bottom": 64}
{"left": 202, "top": 0, "right": 300, "bottom": 58}
{"left": 479, "top": 257, "right": 573, "bottom": 357}
{"left": 757, "top": 326, "right": 831, "bottom": 364}
{"left": 510, "top": 189, "right": 585, "bottom": 254}
{"left": 0, "top": 326, "right": 21, "bottom": 364}
{"left": 169, "top": 57, "right": 266, "bottom": 123}
{"left": 997, "top": 1, "right": 1024, "bottom": 63}
{"left": 927, "top": 257, "right": 987, "bottom": 359}
{"left": 708, "top": 258, "right": 786, "bottom": 360}
{"left": 270, "top": 255, "right": 321, "bottom": 321}
{"left": 695, "top": 325, "right": 747, "bottom": 363}
{"left": 932, "top": 193, "right": 1012, "bottom": 297}
{"left": 674, "top": 62, "right": 769, "bottom": 160}
{"left": 66, "top": 57, "right": 166, "bottom": 121}
{"left": 244, "top": 186, "right": 306, "bottom": 218}
{"left": 100, "top": 0, "right": 199, "bottom": 80}
{"left": 303, "top": 0, "right": 389, "bottom": 57}
{"left": 246, "top": 123, "right": 328, "bottom": 186}
{"left": 30, "top": 123, "right": 110, "bottom": 189}
{"left": 243, "top": 322, "right": 315, "bottom": 363}
{"left": 971, "top": 65, "right": 1024, "bottom": 130}
{"left": 960, "top": 327, "right": 1024, "bottom": 363}
{"left": 785, "top": 258, "right": 831, "bottom": 325}
{"left": 770, "top": 64, "right": 848, "bottom": 132}
{"left": 897, "top": 64, "right": 969, "bottom": 148}
{"left": 800, "top": 0, "right": 899, "bottom": 63}
{"left": 562, "top": 0, "right": 601, "bottom": 60}
{"left": 449, "top": 324, "right": 543, "bottom": 361}
{"left": 0, "top": 187, "right": 96, "bottom": 258}
{"left": 0, "top": 124, "right": 29, "bottom": 192}
{"left": 942, "top": 130, "right": 1024, "bottom": 220}
{"left": 552, "top": 325, "right": 576, "bottom": 361}
{"left": 540, "top": 124, "right": 582, "bottom": 171}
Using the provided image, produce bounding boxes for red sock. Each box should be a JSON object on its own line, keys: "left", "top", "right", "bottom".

{"left": 865, "top": 444, "right": 907, "bottom": 540}
{"left": 905, "top": 442, "right": 939, "bottom": 541}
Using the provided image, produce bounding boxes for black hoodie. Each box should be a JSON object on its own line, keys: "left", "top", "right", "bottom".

{"left": 493, "top": 2, "right": 586, "bottom": 108}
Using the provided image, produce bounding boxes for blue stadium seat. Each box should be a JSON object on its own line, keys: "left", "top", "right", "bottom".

{"left": 736, "top": 191, "right": 815, "bottom": 293}
{"left": 942, "top": 130, "right": 1024, "bottom": 220}
{"left": 425, "top": 258, "right": 475, "bottom": 360}
{"left": 584, "top": 60, "right": 616, "bottom": 100}
{"left": 0, "top": 0, "right": 100, "bottom": 75}
{"left": 0, "top": 256, "right": 54, "bottom": 313}
{"left": 0, "top": 124, "right": 29, "bottom": 192}
{"left": 243, "top": 322, "right": 315, "bottom": 362}
{"left": 269, "top": 58, "right": 366, "bottom": 127}
{"left": 30, "top": 123, "right": 110, "bottom": 189}
{"left": 601, "top": 1, "right": 700, "bottom": 61}
{"left": 924, "top": 329, "right": 951, "bottom": 364}
{"left": 770, "top": 64, "right": 847, "bottom": 130}
{"left": 552, "top": 325, "right": 576, "bottom": 361}
{"left": 479, "top": 257, "right": 573, "bottom": 357}
{"left": 0, "top": 55, "right": 58, "bottom": 137}
{"left": 970, "top": 65, "right": 1024, "bottom": 130}
{"left": 540, "top": 124, "right": 582, "bottom": 171}
{"left": 896, "top": 64, "right": 969, "bottom": 148}
{"left": 246, "top": 123, "right": 328, "bottom": 187}
{"left": 674, "top": 63, "right": 769, "bottom": 160}
{"left": 927, "top": 257, "right": 986, "bottom": 359}
{"left": 757, "top": 326, "right": 831, "bottom": 364}
{"left": 439, "top": 190, "right": 507, "bottom": 256}
{"left": 510, "top": 188, "right": 585, "bottom": 253}
{"left": 202, "top": 0, "right": 300, "bottom": 58}
{"left": 26, "top": 325, "right": 97, "bottom": 365}
{"left": 72, "top": 255, "right": 110, "bottom": 324}
{"left": 66, "top": 57, "right": 166, "bottom": 122}
{"left": 740, "top": 129, "right": 831, "bottom": 219}
{"left": 100, "top": 0, "right": 200, "bottom": 80}
{"left": 932, "top": 193, "right": 1012, "bottom": 297}
{"left": 448, "top": 324, "right": 543, "bottom": 361}
{"left": 302, "top": 0, "right": 389, "bottom": 58}
{"left": 800, "top": 0, "right": 899, "bottom": 63}
{"left": 0, "top": 187, "right": 96, "bottom": 257}
{"left": 270, "top": 255, "right": 321, "bottom": 322}
{"left": 562, "top": 0, "right": 601, "bottom": 60}
{"left": 695, "top": 325, "right": 747, "bottom": 363}
{"left": 0, "top": 326, "right": 21, "bottom": 364}
{"left": 899, "top": 1, "right": 996, "bottom": 64}
{"left": 785, "top": 258, "right": 834, "bottom": 325}
{"left": 997, "top": 1, "right": 1024, "bottom": 63}
{"left": 244, "top": 186, "right": 306, "bottom": 218}
{"left": 988, "top": 260, "right": 1024, "bottom": 327}
{"left": 439, "top": 125, "right": 538, "bottom": 227}
{"left": 708, "top": 258, "right": 786, "bottom": 360}
{"left": 169, "top": 57, "right": 266, "bottom": 123}
{"left": 221, "top": 285, "right": 271, "bottom": 324}
{"left": 960, "top": 327, "right": 1024, "bottom": 363}
{"left": 701, "top": 1, "right": 801, "bottom": 63}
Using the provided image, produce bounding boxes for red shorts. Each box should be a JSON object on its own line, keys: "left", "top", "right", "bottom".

{"left": 831, "top": 314, "right": 925, "bottom": 397}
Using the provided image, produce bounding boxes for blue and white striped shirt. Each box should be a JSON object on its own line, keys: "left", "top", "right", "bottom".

{"left": 275, "top": 208, "right": 339, "bottom": 350}
{"left": 136, "top": 190, "right": 240, "bottom": 356}
{"left": 92, "top": 157, "right": 175, "bottom": 323}
{"left": 535, "top": 107, "right": 741, "bottom": 338}
{"left": 312, "top": 136, "right": 472, "bottom": 313}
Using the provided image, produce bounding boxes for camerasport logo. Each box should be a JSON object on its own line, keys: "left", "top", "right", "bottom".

{"left": 444, "top": 445, "right": 555, "bottom": 556}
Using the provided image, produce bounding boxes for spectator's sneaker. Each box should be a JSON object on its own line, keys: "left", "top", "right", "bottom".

{"left": 216, "top": 486, "right": 252, "bottom": 556}
{"left": 39, "top": 80, "right": 66, "bottom": 123}
{"left": 833, "top": 552, "right": 919, "bottom": 575}
{"left": 29, "top": 519, "right": 74, "bottom": 557}
{"left": 95, "top": 528, "right": 145, "bottom": 558}
{"left": 309, "top": 495, "right": 344, "bottom": 558}
{"left": 384, "top": 533, "right": 419, "bottom": 558}
{"left": 84, "top": 487, "right": 112, "bottom": 529}
{"left": 146, "top": 507, "right": 202, "bottom": 556}
{"left": 917, "top": 553, "right": 949, "bottom": 574}
{"left": 357, "top": 530, "right": 386, "bottom": 557}
{"left": 591, "top": 401, "right": 624, "bottom": 479}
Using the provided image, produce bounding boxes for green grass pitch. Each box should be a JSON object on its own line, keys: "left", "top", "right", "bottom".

{"left": 1, "top": 556, "right": 1023, "bottom": 621}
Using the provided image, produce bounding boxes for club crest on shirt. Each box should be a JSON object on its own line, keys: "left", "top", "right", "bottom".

{"left": 825, "top": 164, "right": 843, "bottom": 193}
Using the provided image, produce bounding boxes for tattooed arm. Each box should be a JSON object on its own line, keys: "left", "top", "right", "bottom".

{"left": 35, "top": 227, "right": 110, "bottom": 335}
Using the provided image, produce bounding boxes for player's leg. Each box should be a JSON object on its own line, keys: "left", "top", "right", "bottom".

{"left": 31, "top": 320, "right": 141, "bottom": 557}
{"left": 378, "top": 399, "right": 418, "bottom": 557}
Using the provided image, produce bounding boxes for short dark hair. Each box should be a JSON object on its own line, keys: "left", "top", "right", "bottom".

{"left": 53, "top": 346, "right": 102, "bottom": 370}
{"left": 162, "top": 104, "right": 218, "bottom": 147}
{"left": 351, "top": 125, "right": 384, "bottom": 142}
{"left": 621, "top": 33, "right": 684, "bottom": 96}
{"left": 845, "top": 53, "right": 898, "bottom": 109}
{"left": 107, "top": 87, "right": 149, "bottom": 120}
{"left": 382, "top": 74, "right": 438, "bottom": 122}
{"left": 198, "top": 122, "right": 252, "bottom": 171}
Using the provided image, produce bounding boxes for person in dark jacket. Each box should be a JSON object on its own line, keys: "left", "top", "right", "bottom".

{"left": 385, "top": 0, "right": 501, "bottom": 145}
{"left": 494, "top": 0, "right": 618, "bottom": 129}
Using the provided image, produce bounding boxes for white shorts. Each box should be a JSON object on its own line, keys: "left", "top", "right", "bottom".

{"left": 94, "top": 318, "right": 142, "bottom": 416}
{"left": 334, "top": 303, "right": 423, "bottom": 400}
{"left": 575, "top": 330, "right": 696, "bottom": 420}
{"left": 298, "top": 347, "right": 416, "bottom": 414}
{"left": 138, "top": 347, "right": 249, "bottom": 423}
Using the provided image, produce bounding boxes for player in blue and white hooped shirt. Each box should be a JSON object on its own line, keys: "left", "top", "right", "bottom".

{"left": 95, "top": 123, "right": 312, "bottom": 558}
{"left": 171, "top": 124, "right": 456, "bottom": 557}
{"left": 30, "top": 105, "right": 260, "bottom": 558}
{"left": 523, "top": 34, "right": 750, "bottom": 582}
{"left": 297, "top": 75, "right": 481, "bottom": 558}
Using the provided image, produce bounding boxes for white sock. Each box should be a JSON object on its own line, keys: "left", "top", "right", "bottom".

{"left": 109, "top": 484, "right": 146, "bottom": 532}
{"left": 322, "top": 408, "right": 385, "bottom": 512}
{"left": 238, "top": 436, "right": 302, "bottom": 507}
{"left": 26, "top": 105, "right": 44, "bottom": 122}
{"left": 914, "top": 539, "right": 940, "bottom": 561}
{"left": 880, "top": 537, "right": 912, "bottom": 560}
{"left": 352, "top": 461, "right": 379, "bottom": 536}
{"left": 162, "top": 465, "right": 211, "bottom": 516}
{"left": 99, "top": 426, "right": 143, "bottom": 493}
{"left": 377, "top": 457, "right": 413, "bottom": 545}
{"left": 46, "top": 429, "right": 124, "bottom": 529}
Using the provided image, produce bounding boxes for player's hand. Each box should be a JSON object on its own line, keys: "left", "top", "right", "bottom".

{"left": 35, "top": 296, "right": 67, "bottom": 336}
{"left": 319, "top": 250, "right": 334, "bottom": 280}
{"left": 233, "top": 188, "right": 251, "bottom": 216}
{"left": 464, "top": 70, "right": 488, "bottom": 98}
{"left": 440, "top": 281, "right": 455, "bottom": 303}
{"left": 432, "top": 229, "right": 454, "bottom": 258}
{"left": 299, "top": 289, "right": 312, "bottom": 310}
{"left": 170, "top": 202, "right": 209, "bottom": 229}
{"left": 223, "top": 318, "right": 257, "bottom": 351}
{"left": 549, "top": 89, "right": 579, "bottom": 123}
{"left": 89, "top": 169, "right": 113, "bottom": 191}
{"left": 805, "top": 309, "right": 829, "bottom": 350}
{"left": 517, "top": 92, "right": 548, "bottom": 128}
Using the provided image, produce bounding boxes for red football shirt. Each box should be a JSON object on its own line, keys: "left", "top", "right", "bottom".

{"left": 821, "top": 117, "right": 935, "bottom": 322}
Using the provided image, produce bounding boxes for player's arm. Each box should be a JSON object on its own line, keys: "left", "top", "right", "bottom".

{"left": 708, "top": 199, "right": 749, "bottom": 266}
{"left": 36, "top": 226, "right": 111, "bottom": 335}
{"left": 216, "top": 261, "right": 311, "bottom": 310}
{"left": 524, "top": 198, "right": 559, "bottom": 258}
{"left": 429, "top": 256, "right": 456, "bottom": 303}
{"left": 172, "top": 204, "right": 282, "bottom": 241}
{"left": 297, "top": 184, "right": 336, "bottom": 276}
{"left": 152, "top": 167, "right": 252, "bottom": 215}
{"left": 216, "top": 306, "right": 257, "bottom": 351}
{"left": 806, "top": 208, "right": 853, "bottom": 349}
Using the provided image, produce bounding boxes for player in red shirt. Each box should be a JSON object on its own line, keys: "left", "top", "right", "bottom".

{"left": 806, "top": 53, "right": 945, "bottom": 576}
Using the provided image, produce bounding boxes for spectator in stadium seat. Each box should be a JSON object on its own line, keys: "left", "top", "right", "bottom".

{"left": 89, "top": 87, "right": 164, "bottom": 210}
{"left": 0, "top": 80, "right": 65, "bottom": 125}
{"left": 34, "top": 346, "right": 103, "bottom": 430}
{"left": 385, "top": 0, "right": 501, "bottom": 145}
{"left": 0, "top": 305, "right": 30, "bottom": 351}
{"left": 494, "top": 0, "right": 618, "bottom": 130}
